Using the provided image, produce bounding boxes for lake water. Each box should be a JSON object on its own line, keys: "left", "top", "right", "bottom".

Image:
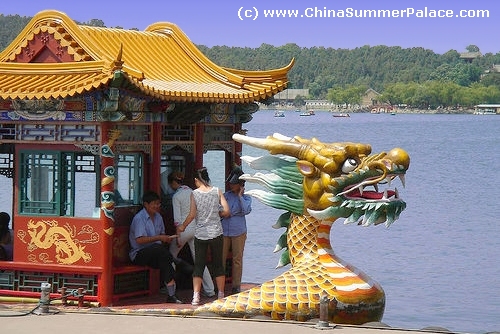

{"left": 208, "top": 110, "right": 500, "bottom": 334}
{"left": 1, "top": 111, "right": 499, "bottom": 333}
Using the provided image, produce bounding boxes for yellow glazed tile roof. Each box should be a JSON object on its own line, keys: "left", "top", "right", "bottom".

{"left": 0, "top": 10, "right": 293, "bottom": 103}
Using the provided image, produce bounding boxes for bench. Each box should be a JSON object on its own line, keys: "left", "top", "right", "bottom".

{"left": 112, "top": 264, "right": 160, "bottom": 302}
{"left": 112, "top": 223, "right": 160, "bottom": 302}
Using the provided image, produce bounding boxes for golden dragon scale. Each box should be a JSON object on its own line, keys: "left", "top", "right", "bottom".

{"left": 193, "top": 133, "right": 410, "bottom": 325}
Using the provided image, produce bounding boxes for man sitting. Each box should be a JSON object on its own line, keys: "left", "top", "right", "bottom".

{"left": 129, "top": 191, "right": 182, "bottom": 303}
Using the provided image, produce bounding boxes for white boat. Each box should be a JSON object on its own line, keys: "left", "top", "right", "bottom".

{"left": 274, "top": 111, "right": 285, "bottom": 117}
{"left": 332, "top": 113, "right": 350, "bottom": 118}
{"left": 299, "top": 110, "right": 315, "bottom": 116}
{"left": 473, "top": 111, "right": 496, "bottom": 115}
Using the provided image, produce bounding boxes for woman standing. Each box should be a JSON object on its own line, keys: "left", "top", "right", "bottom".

{"left": 168, "top": 171, "right": 215, "bottom": 297}
{"left": 177, "top": 167, "right": 230, "bottom": 306}
{"left": 221, "top": 166, "right": 252, "bottom": 295}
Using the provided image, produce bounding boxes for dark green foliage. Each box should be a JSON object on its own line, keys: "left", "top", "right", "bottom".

{"left": 0, "top": 14, "right": 31, "bottom": 51}
{"left": 197, "top": 43, "right": 500, "bottom": 102}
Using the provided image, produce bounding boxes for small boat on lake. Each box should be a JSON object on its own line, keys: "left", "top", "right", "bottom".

{"left": 332, "top": 113, "right": 350, "bottom": 118}
{"left": 274, "top": 111, "right": 285, "bottom": 117}
{"left": 299, "top": 110, "right": 315, "bottom": 116}
{"left": 473, "top": 111, "right": 496, "bottom": 115}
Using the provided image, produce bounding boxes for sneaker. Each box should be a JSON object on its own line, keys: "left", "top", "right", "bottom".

{"left": 166, "top": 295, "right": 183, "bottom": 304}
{"left": 191, "top": 296, "right": 200, "bottom": 306}
{"left": 191, "top": 291, "right": 201, "bottom": 306}
{"left": 201, "top": 290, "right": 216, "bottom": 298}
{"left": 217, "top": 291, "right": 224, "bottom": 299}
{"left": 231, "top": 287, "right": 240, "bottom": 295}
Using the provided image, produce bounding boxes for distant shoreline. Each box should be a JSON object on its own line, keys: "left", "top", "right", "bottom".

{"left": 258, "top": 106, "right": 478, "bottom": 114}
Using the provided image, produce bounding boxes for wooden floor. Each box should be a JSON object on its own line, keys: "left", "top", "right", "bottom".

{"left": 108, "top": 282, "right": 258, "bottom": 310}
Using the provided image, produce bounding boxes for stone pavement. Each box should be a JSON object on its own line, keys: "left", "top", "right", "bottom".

{"left": 0, "top": 305, "right": 462, "bottom": 334}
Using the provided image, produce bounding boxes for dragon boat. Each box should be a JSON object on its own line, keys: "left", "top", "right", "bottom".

{"left": 0, "top": 10, "right": 410, "bottom": 326}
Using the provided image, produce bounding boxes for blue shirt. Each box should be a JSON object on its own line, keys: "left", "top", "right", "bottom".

{"left": 221, "top": 191, "right": 252, "bottom": 237}
{"left": 128, "top": 207, "right": 165, "bottom": 261}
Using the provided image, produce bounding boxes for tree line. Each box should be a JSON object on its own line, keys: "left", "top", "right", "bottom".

{"left": 2, "top": 13, "right": 500, "bottom": 108}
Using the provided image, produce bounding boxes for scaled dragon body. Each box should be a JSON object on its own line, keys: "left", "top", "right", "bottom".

{"left": 194, "top": 133, "right": 410, "bottom": 324}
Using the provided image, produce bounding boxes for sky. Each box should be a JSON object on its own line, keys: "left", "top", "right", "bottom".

{"left": 1, "top": 0, "right": 498, "bottom": 55}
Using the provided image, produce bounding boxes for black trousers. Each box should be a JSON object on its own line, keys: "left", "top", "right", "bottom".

{"left": 133, "top": 243, "right": 175, "bottom": 286}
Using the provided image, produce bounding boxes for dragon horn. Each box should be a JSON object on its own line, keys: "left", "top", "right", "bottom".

{"left": 233, "top": 133, "right": 335, "bottom": 173}
{"left": 233, "top": 133, "right": 304, "bottom": 157}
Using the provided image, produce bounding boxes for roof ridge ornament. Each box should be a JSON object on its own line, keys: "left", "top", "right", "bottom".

{"left": 112, "top": 44, "right": 124, "bottom": 71}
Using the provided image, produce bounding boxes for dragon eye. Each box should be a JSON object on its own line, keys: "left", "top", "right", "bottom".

{"left": 341, "top": 158, "right": 358, "bottom": 173}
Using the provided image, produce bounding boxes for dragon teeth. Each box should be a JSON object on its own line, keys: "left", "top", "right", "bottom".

{"left": 399, "top": 175, "right": 406, "bottom": 187}
{"left": 382, "top": 189, "right": 388, "bottom": 200}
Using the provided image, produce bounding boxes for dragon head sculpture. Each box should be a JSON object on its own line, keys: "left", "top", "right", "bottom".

{"left": 233, "top": 133, "right": 410, "bottom": 227}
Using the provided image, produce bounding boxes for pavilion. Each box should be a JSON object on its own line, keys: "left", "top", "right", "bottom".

{"left": 0, "top": 10, "right": 293, "bottom": 306}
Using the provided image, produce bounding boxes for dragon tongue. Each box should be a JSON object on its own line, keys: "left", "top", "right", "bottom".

{"left": 350, "top": 190, "right": 396, "bottom": 200}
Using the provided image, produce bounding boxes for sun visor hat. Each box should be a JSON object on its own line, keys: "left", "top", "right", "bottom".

{"left": 226, "top": 166, "right": 244, "bottom": 184}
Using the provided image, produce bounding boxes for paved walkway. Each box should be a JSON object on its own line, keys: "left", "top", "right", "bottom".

{"left": 0, "top": 305, "right": 462, "bottom": 334}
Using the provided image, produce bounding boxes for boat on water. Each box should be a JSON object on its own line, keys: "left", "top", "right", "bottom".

{"left": 299, "top": 110, "right": 315, "bottom": 116}
{"left": 473, "top": 111, "right": 497, "bottom": 115}
{"left": 0, "top": 10, "right": 415, "bottom": 327}
{"left": 274, "top": 111, "right": 285, "bottom": 117}
{"left": 332, "top": 113, "right": 350, "bottom": 118}
{"left": 473, "top": 104, "right": 499, "bottom": 115}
